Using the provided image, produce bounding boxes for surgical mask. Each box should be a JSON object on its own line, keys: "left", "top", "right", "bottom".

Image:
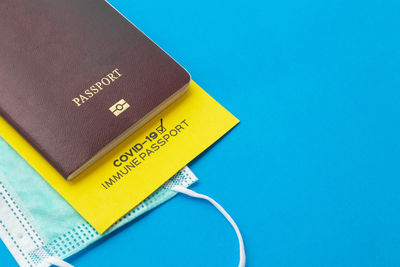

{"left": 0, "top": 138, "right": 245, "bottom": 267}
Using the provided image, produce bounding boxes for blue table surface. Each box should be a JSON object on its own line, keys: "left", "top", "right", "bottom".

{"left": 2, "top": 0, "right": 400, "bottom": 266}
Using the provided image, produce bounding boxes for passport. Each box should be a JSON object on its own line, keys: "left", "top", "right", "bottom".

{"left": 0, "top": 0, "right": 190, "bottom": 180}
{"left": 0, "top": 81, "right": 240, "bottom": 233}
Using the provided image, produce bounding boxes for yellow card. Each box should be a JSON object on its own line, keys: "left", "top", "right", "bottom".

{"left": 0, "top": 81, "right": 239, "bottom": 233}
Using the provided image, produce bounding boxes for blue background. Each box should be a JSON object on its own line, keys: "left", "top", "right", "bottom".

{"left": 2, "top": 0, "right": 400, "bottom": 266}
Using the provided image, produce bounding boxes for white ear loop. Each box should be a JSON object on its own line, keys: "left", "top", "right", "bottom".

{"left": 44, "top": 256, "right": 74, "bottom": 267}
{"left": 44, "top": 186, "right": 246, "bottom": 267}
{"left": 171, "top": 185, "right": 246, "bottom": 267}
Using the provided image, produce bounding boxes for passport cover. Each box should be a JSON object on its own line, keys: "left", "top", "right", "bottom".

{"left": 0, "top": 81, "right": 240, "bottom": 233}
{"left": 0, "top": 0, "right": 190, "bottom": 180}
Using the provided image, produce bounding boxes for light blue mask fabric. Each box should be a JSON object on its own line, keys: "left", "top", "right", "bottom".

{"left": 0, "top": 138, "right": 197, "bottom": 266}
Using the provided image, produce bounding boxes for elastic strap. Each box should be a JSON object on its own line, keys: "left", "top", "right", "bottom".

{"left": 44, "top": 256, "right": 74, "bottom": 267}
{"left": 44, "top": 186, "right": 246, "bottom": 267}
{"left": 171, "top": 185, "right": 246, "bottom": 267}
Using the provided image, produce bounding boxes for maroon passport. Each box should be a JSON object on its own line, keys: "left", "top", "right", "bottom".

{"left": 0, "top": 0, "right": 190, "bottom": 180}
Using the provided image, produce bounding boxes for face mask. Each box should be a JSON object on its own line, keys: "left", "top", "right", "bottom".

{"left": 0, "top": 138, "right": 246, "bottom": 267}
{"left": 0, "top": 138, "right": 197, "bottom": 266}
